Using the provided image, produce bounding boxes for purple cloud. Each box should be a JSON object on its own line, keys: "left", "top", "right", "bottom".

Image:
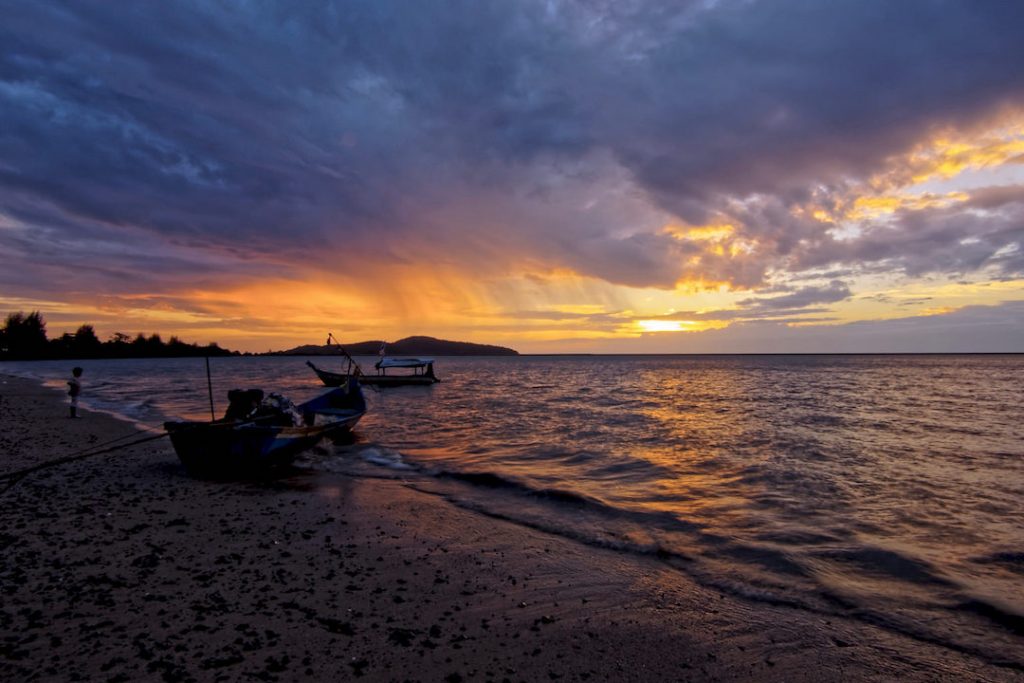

{"left": 1, "top": 0, "right": 1023, "bottom": 298}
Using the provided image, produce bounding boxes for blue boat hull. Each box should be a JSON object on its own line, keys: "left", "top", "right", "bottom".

{"left": 165, "top": 382, "right": 365, "bottom": 476}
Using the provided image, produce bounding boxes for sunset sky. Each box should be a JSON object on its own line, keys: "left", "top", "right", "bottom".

{"left": 2, "top": 0, "right": 1023, "bottom": 353}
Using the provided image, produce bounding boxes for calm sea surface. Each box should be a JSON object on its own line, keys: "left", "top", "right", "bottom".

{"left": 3, "top": 354, "right": 1023, "bottom": 667}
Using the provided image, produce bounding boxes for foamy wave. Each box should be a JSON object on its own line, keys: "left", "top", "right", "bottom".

{"left": 359, "top": 446, "right": 414, "bottom": 470}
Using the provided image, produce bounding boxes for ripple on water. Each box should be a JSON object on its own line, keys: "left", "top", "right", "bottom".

{"left": 4, "top": 354, "right": 1023, "bottom": 666}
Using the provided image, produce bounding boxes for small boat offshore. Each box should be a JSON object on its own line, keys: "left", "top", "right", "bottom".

{"left": 308, "top": 357, "right": 439, "bottom": 387}
{"left": 307, "top": 334, "right": 441, "bottom": 388}
{"left": 164, "top": 377, "right": 366, "bottom": 475}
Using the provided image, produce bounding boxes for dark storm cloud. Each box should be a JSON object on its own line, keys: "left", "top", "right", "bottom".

{"left": 1, "top": 0, "right": 1023, "bottom": 293}
{"left": 796, "top": 188, "right": 1024, "bottom": 279}
{"left": 611, "top": 2, "right": 1024, "bottom": 202}
{"left": 641, "top": 280, "right": 852, "bottom": 324}
{"left": 661, "top": 306, "right": 838, "bottom": 322}
{"left": 736, "top": 280, "right": 852, "bottom": 311}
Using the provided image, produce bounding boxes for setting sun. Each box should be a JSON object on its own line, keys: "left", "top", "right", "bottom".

{"left": 636, "top": 320, "right": 690, "bottom": 333}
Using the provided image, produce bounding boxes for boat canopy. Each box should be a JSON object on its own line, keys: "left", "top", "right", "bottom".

{"left": 376, "top": 357, "right": 434, "bottom": 369}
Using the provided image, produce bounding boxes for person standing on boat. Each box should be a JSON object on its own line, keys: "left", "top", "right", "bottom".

{"left": 67, "top": 366, "right": 83, "bottom": 418}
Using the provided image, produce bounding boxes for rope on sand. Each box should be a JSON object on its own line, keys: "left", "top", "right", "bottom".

{"left": 0, "top": 431, "right": 169, "bottom": 494}
{"left": 68, "top": 424, "right": 165, "bottom": 457}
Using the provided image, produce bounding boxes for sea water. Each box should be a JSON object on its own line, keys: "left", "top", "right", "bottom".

{"left": 4, "top": 354, "right": 1023, "bottom": 667}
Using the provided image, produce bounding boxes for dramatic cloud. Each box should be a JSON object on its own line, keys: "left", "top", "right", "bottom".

{"left": 643, "top": 300, "right": 1024, "bottom": 354}
{"left": 737, "top": 281, "right": 852, "bottom": 311}
{"left": 1, "top": 0, "right": 1022, "bottom": 349}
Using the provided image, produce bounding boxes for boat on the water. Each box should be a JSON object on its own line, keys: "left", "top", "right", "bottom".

{"left": 307, "top": 334, "right": 441, "bottom": 387}
{"left": 164, "top": 377, "right": 366, "bottom": 475}
{"left": 308, "top": 357, "right": 440, "bottom": 387}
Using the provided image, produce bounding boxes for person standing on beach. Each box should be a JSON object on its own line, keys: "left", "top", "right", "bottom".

{"left": 67, "top": 366, "right": 83, "bottom": 418}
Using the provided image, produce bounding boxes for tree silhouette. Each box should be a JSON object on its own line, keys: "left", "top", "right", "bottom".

{"left": 0, "top": 311, "right": 238, "bottom": 359}
{"left": 0, "top": 311, "right": 48, "bottom": 359}
{"left": 73, "top": 325, "right": 102, "bottom": 358}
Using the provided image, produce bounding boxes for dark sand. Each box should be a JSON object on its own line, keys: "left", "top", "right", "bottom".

{"left": 1, "top": 374, "right": 1018, "bottom": 682}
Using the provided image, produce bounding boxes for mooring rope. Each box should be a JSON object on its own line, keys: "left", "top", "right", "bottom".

{"left": 67, "top": 423, "right": 166, "bottom": 457}
{"left": 0, "top": 431, "right": 170, "bottom": 494}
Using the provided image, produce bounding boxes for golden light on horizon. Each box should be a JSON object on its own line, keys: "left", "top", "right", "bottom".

{"left": 637, "top": 320, "right": 690, "bottom": 332}
{"left": 634, "top": 319, "right": 732, "bottom": 334}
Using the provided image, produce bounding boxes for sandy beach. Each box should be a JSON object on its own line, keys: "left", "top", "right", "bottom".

{"left": 0, "top": 373, "right": 1019, "bottom": 682}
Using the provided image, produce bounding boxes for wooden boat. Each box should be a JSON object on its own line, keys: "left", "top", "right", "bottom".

{"left": 308, "top": 333, "right": 441, "bottom": 387}
{"left": 164, "top": 378, "right": 366, "bottom": 475}
{"left": 307, "top": 358, "right": 440, "bottom": 387}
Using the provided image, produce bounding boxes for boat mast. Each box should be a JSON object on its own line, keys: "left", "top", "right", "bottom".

{"left": 205, "top": 356, "right": 216, "bottom": 420}
{"left": 327, "top": 332, "right": 364, "bottom": 377}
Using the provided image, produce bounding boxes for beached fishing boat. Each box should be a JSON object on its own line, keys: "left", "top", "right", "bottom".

{"left": 164, "top": 378, "right": 366, "bottom": 475}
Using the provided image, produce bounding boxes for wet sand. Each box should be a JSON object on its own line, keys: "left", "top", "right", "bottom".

{"left": 1, "top": 374, "right": 1018, "bottom": 682}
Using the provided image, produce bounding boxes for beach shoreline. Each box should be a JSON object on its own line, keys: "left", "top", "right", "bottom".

{"left": 1, "top": 373, "right": 1018, "bottom": 682}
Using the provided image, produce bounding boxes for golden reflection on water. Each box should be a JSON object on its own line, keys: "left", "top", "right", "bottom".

{"left": 626, "top": 367, "right": 763, "bottom": 527}
{"left": 8, "top": 354, "right": 1021, "bottom": 664}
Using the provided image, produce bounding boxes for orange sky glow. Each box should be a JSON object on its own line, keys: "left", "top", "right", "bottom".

{"left": 2, "top": 2, "right": 1023, "bottom": 353}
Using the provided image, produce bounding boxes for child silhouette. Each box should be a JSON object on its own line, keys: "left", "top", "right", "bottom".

{"left": 67, "top": 366, "right": 83, "bottom": 418}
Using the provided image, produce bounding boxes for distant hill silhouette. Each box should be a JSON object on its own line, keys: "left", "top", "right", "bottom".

{"left": 273, "top": 335, "right": 518, "bottom": 356}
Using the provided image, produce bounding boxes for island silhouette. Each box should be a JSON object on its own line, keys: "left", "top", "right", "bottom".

{"left": 272, "top": 335, "right": 518, "bottom": 357}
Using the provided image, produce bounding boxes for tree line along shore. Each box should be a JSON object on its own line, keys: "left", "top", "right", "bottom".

{"left": 0, "top": 311, "right": 238, "bottom": 360}
{"left": 1, "top": 310, "right": 519, "bottom": 361}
